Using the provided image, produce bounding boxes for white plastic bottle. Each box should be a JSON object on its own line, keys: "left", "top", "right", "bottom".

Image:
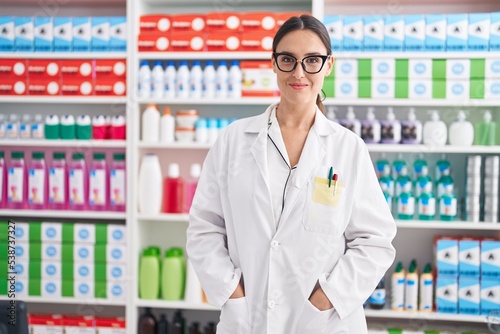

{"left": 164, "top": 61, "right": 177, "bottom": 99}
{"left": 152, "top": 61, "right": 165, "bottom": 99}
{"left": 31, "top": 114, "right": 44, "bottom": 139}
{"left": 326, "top": 106, "right": 338, "bottom": 122}
{"left": 423, "top": 110, "right": 447, "bottom": 146}
{"left": 20, "top": 114, "right": 31, "bottom": 139}
{"left": 361, "top": 107, "right": 381, "bottom": 143}
{"left": 138, "top": 61, "right": 152, "bottom": 99}
{"left": 228, "top": 60, "right": 242, "bottom": 98}
{"left": 401, "top": 108, "right": 422, "bottom": 144}
{"left": 142, "top": 104, "right": 161, "bottom": 142}
{"left": 195, "top": 118, "right": 208, "bottom": 143}
{"left": 176, "top": 60, "right": 190, "bottom": 99}
{"left": 184, "top": 258, "right": 203, "bottom": 304}
{"left": 203, "top": 60, "right": 216, "bottom": 99}
{"left": 381, "top": 107, "right": 402, "bottom": 144}
{"left": 138, "top": 154, "right": 163, "bottom": 214}
{"left": 449, "top": 111, "right": 474, "bottom": 146}
{"left": 190, "top": 60, "right": 203, "bottom": 99}
{"left": 215, "top": 60, "right": 229, "bottom": 99}
{"left": 0, "top": 114, "right": 6, "bottom": 138}
{"left": 340, "top": 107, "right": 361, "bottom": 137}
{"left": 207, "top": 118, "right": 219, "bottom": 144}
{"left": 160, "top": 107, "right": 175, "bottom": 143}
{"left": 7, "top": 114, "right": 19, "bottom": 139}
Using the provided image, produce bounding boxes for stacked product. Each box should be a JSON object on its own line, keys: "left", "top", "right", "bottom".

{"left": 465, "top": 155, "right": 482, "bottom": 222}
{"left": 0, "top": 222, "right": 127, "bottom": 301}
{"left": 29, "top": 314, "right": 125, "bottom": 334}
{"left": 484, "top": 156, "right": 499, "bottom": 223}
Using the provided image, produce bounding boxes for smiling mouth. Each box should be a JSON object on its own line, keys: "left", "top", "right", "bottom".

{"left": 289, "top": 83, "right": 308, "bottom": 88}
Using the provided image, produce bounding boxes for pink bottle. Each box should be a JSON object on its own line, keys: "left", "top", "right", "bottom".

{"left": 0, "top": 151, "right": 5, "bottom": 208}
{"left": 88, "top": 152, "right": 108, "bottom": 211}
{"left": 28, "top": 152, "right": 48, "bottom": 210}
{"left": 48, "top": 152, "right": 68, "bottom": 210}
{"left": 92, "top": 116, "right": 107, "bottom": 140}
{"left": 183, "top": 163, "right": 200, "bottom": 213}
{"left": 163, "top": 163, "right": 184, "bottom": 213}
{"left": 110, "top": 115, "right": 126, "bottom": 140}
{"left": 109, "top": 152, "right": 126, "bottom": 212}
{"left": 68, "top": 152, "right": 88, "bottom": 211}
{"left": 7, "top": 151, "right": 27, "bottom": 209}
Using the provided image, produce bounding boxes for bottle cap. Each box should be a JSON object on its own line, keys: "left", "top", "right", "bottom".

{"left": 456, "top": 110, "right": 466, "bottom": 122}
{"left": 395, "top": 262, "right": 403, "bottom": 272}
{"left": 408, "top": 108, "right": 416, "bottom": 121}
{"left": 45, "top": 114, "right": 59, "bottom": 125}
{"left": 113, "top": 153, "right": 125, "bottom": 161}
{"left": 76, "top": 115, "right": 91, "bottom": 125}
{"left": 143, "top": 248, "right": 158, "bottom": 257}
{"left": 111, "top": 115, "right": 126, "bottom": 126}
{"left": 179, "top": 60, "right": 188, "bottom": 66}
{"left": 92, "top": 115, "right": 106, "bottom": 126}
{"left": 196, "top": 118, "right": 207, "bottom": 128}
{"left": 218, "top": 60, "right": 227, "bottom": 66}
{"left": 168, "top": 163, "right": 180, "bottom": 178}
{"left": 146, "top": 103, "right": 158, "bottom": 110}
{"left": 346, "top": 106, "right": 355, "bottom": 120}
{"left": 0, "top": 152, "right": 3, "bottom": 159}
{"left": 32, "top": 152, "right": 44, "bottom": 159}
{"left": 167, "top": 60, "right": 175, "bottom": 67}
{"left": 93, "top": 153, "right": 106, "bottom": 160}
{"left": 154, "top": 60, "right": 162, "bottom": 67}
{"left": 387, "top": 107, "right": 395, "bottom": 121}
{"left": 163, "top": 107, "right": 172, "bottom": 116}
{"left": 61, "top": 115, "right": 75, "bottom": 125}
{"left": 193, "top": 60, "right": 201, "bottom": 66}
{"left": 190, "top": 163, "right": 201, "bottom": 178}
{"left": 430, "top": 110, "right": 440, "bottom": 122}
{"left": 423, "top": 263, "right": 432, "bottom": 273}
{"left": 72, "top": 153, "right": 84, "bottom": 160}
{"left": 166, "top": 247, "right": 184, "bottom": 258}
{"left": 231, "top": 60, "right": 239, "bottom": 67}
{"left": 53, "top": 152, "right": 65, "bottom": 160}
{"left": 22, "top": 114, "right": 31, "bottom": 122}
{"left": 366, "top": 107, "right": 375, "bottom": 121}
{"left": 218, "top": 118, "right": 229, "bottom": 129}
{"left": 484, "top": 110, "right": 492, "bottom": 123}
{"left": 206, "top": 60, "right": 214, "bottom": 66}
{"left": 11, "top": 151, "right": 24, "bottom": 159}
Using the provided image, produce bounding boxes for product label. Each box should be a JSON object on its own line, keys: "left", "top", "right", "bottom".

{"left": 440, "top": 197, "right": 457, "bottom": 216}
{"left": 0, "top": 166, "right": 3, "bottom": 201}
{"left": 420, "top": 277, "right": 434, "bottom": 311}
{"left": 369, "top": 288, "right": 386, "bottom": 305}
{"left": 69, "top": 169, "right": 84, "bottom": 205}
{"left": 89, "top": 169, "right": 106, "bottom": 206}
{"left": 404, "top": 277, "right": 418, "bottom": 310}
{"left": 391, "top": 276, "right": 405, "bottom": 310}
{"left": 49, "top": 167, "right": 65, "bottom": 204}
{"left": 20, "top": 123, "right": 30, "bottom": 138}
{"left": 0, "top": 122, "right": 5, "bottom": 137}
{"left": 28, "top": 169, "right": 45, "bottom": 204}
{"left": 8, "top": 167, "right": 24, "bottom": 203}
{"left": 110, "top": 169, "right": 125, "bottom": 206}
{"left": 418, "top": 196, "right": 436, "bottom": 216}
{"left": 31, "top": 124, "right": 43, "bottom": 138}
{"left": 6, "top": 122, "right": 18, "bottom": 138}
{"left": 397, "top": 196, "right": 415, "bottom": 216}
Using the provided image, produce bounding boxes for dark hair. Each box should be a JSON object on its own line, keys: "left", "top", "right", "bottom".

{"left": 273, "top": 14, "right": 332, "bottom": 113}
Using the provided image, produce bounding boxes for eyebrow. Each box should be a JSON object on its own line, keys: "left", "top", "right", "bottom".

{"left": 275, "top": 51, "right": 324, "bottom": 57}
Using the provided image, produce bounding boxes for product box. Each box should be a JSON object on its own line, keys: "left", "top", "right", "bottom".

{"left": 241, "top": 60, "right": 279, "bottom": 97}
{"left": 106, "top": 280, "right": 127, "bottom": 301}
{"left": 28, "top": 79, "right": 61, "bottom": 96}
{"left": 409, "top": 79, "right": 432, "bottom": 99}
{"left": 140, "top": 14, "right": 171, "bottom": 33}
{"left": 447, "top": 79, "right": 469, "bottom": 99}
{"left": 74, "top": 244, "right": 94, "bottom": 262}
{"left": 106, "top": 263, "right": 126, "bottom": 281}
{"left": 459, "top": 238, "right": 480, "bottom": 277}
{"left": 53, "top": 17, "right": 72, "bottom": 52}
{"left": 41, "top": 260, "right": 62, "bottom": 279}
{"left": 491, "top": 12, "right": 500, "bottom": 51}
{"left": 335, "top": 59, "right": 358, "bottom": 79}
{"left": 205, "top": 12, "right": 241, "bottom": 32}
{"left": 41, "top": 278, "right": 61, "bottom": 297}
{"left": 14, "top": 278, "right": 28, "bottom": 298}
{"left": 72, "top": 17, "right": 91, "bottom": 52}
{"left": 446, "top": 59, "right": 470, "bottom": 80}
{"left": 41, "top": 242, "right": 63, "bottom": 261}
{"left": 94, "top": 78, "right": 126, "bottom": 96}
{"left": 372, "top": 79, "right": 395, "bottom": 99}
{"left": 169, "top": 31, "right": 204, "bottom": 52}
{"left": 486, "top": 58, "right": 500, "bottom": 78}
{"left": 34, "top": 17, "right": 53, "bottom": 52}
{"left": 62, "top": 315, "right": 95, "bottom": 334}
{"left": 14, "top": 258, "right": 29, "bottom": 278}
{"left": 60, "top": 79, "right": 93, "bottom": 96}
{"left": 468, "top": 13, "right": 490, "bottom": 51}
{"left": 74, "top": 280, "right": 95, "bottom": 299}
{"left": 29, "top": 314, "right": 64, "bottom": 334}
{"left": 60, "top": 60, "right": 93, "bottom": 80}
{"left": 482, "top": 240, "right": 500, "bottom": 278}
{"left": 0, "top": 78, "right": 27, "bottom": 95}
{"left": 0, "top": 59, "right": 26, "bottom": 78}
{"left": 363, "top": 15, "right": 384, "bottom": 51}
{"left": 41, "top": 222, "right": 63, "bottom": 242}
{"left": 436, "top": 275, "right": 458, "bottom": 313}
{"left": 0, "top": 17, "right": 15, "bottom": 51}
{"left": 14, "top": 17, "right": 34, "bottom": 51}
{"left": 426, "top": 14, "right": 447, "bottom": 51}
{"left": 435, "top": 237, "right": 459, "bottom": 276}
{"left": 28, "top": 60, "right": 61, "bottom": 79}
{"left": 240, "top": 31, "right": 273, "bottom": 52}
{"left": 447, "top": 14, "right": 468, "bottom": 51}
{"left": 409, "top": 59, "right": 432, "bottom": 79}
{"left": 171, "top": 14, "right": 206, "bottom": 32}
{"left": 372, "top": 59, "right": 395, "bottom": 78}
{"left": 241, "top": 12, "right": 277, "bottom": 32}
{"left": 384, "top": 16, "right": 405, "bottom": 51}
{"left": 74, "top": 262, "right": 94, "bottom": 280}
{"left": 205, "top": 32, "right": 240, "bottom": 52}
{"left": 105, "top": 224, "right": 126, "bottom": 245}
{"left": 481, "top": 279, "right": 500, "bottom": 315}
{"left": 95, "top": 317, "right": 126, "bottom": 334}
{"left": 485, "top": 79, "right": 500, "bottom": 99}
{"left": 74, "top": 223, "right": 96, "bottom": 244}
{"left": 405, "top": 15, "right": 426, "bottom": 51}
{"left": 323, "top": 15, "right": 343, "bottom": 51}
{"left": 13, "top": 241, "right": 30, "bottom": 261}
{"left": 458, "top": 277, "right": 480, "bottom": 315}
{"left": 13, "top": 222, "right": 30, "bottom": 242}
{"left": 276, "top": 12, "right": 309, "bottom": 28}
{"left": 91, "top": 17, "right": 110, "bottom": 52}
{"left": 343, "top": 16, "right": 363, "bottom": 51}
{"left": 95, "top": 244, "right": 126, "bottom": 264}
{"left": 335, "top": 79, "right": 358, "bottom": 98}
{"left": 109, "top": 17, "right": 126, "bottom": 51}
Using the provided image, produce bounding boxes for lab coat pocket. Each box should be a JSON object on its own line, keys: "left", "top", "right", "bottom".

{"left": 217, "top": 297, "right": 250, "bottom": 334}
{"left": 295, "top": 300, "right": 334, "bottom": 334}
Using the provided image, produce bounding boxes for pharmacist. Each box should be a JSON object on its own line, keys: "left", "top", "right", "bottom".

{"left": 186, "top": 14, "right": 396, "bottom": 334}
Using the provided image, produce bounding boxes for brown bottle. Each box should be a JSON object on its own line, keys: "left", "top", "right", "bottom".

{"left": 189, "top": 322, "right": 202, "bottom": 334}
{"left": 138, "top": 307, "right": 157, "bottom": 334}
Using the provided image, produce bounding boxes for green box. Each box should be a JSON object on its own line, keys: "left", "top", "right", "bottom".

{"left": 0, "top": 222, "right": 8, "bottom": 242}
{"left": 358, "top": 59, "right": 372, "bottom": 79}
{"left": 62, "top": 280, "right": 74, "bottom": 297}
{"left": 432, "top": 59, "right": 447, "bottom": 80}
{"left": 395, "top": 78, "right": 409, "bottom": 98}
{"left": 30, "top": 243, "right": 42, "bottom": 260}
{"left": 470, "top": 79, "right": 485, "bottom": 99}
{"left": 29, "top": 278, "right": 41, "bottom": 296}
{"left": 96, "top": 224, "right": 109, "bottom": 245}
{"left": 62, "top": 223, "right": 74, "bottom": 243}
{"left": 62, "top": 262, "right": 73, "bottom": 281}
{"left": 358, "top": 78, "right": 372, "bottom": 98}
{"left": 29, "top": 261, "right": 42, "bottom": 279}
{"left": 95, "top": 281, "right": 107, "bottom": 299}
{"left": 95, "top": 245, "right": 107, "bottom": 263}
{"left": 0, "top": 242, "right": 8, "bottom": 260}
{"left": 29, "top": 222, "right": 42, "bottom": 242}
{"left": 95, "top": 263, "right": 107, "bottom": 282}
{"left": 323, "top": 77, "right": 335, "bottom": 98}
{"left": 395, "top": 59, "right": 409, "bottom": 79}
{"left": 470, "top": 58, "right": 486, "bottom": 79}
{"left": 433, "top": 79, "right": 446, "bottom": 99}
{"left": 61, "top": 244, "right": 73, "bottom": 262}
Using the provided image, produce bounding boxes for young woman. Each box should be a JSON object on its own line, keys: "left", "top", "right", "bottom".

{"left": 186, "top": 14, "right": 396, "bottom": 334}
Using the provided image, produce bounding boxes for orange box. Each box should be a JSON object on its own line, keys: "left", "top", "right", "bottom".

{"left": 0, "top": 78, "right": 27, "bottom": 95}
{"left": 95, "top": 59, "right": 126, "bottom": 79}
{"left": 169, "top": 31, "right": 205, "bottom": 52}
{"left": 140, "top": 14, "right": 172, "bottom": 33}
{"left": 138, "top": 32, "right": 170, "bottom": 52}
{"left": 0, "top": 59, "right": 27, "bottom": 78}
{"left": 276, "top": 12, "right": 310, "bottom": 28}
{"left": 27, "top": 78, "right": 61, "bottom": 96}
{"left": 94, "top": 78, "right": 126, "bottom": 96}
{"left": 205, "top": 32, "right": 240, "bottom": 52}
{"left": 171, "top": 14, "right": 206, "bottom": 32}
{"left": 241, "top": 60, "right": 279, "bottom": 97}
{"left": 61, "top": 79, "right": 93, "bottom": 96}
{"left": 60, "top": 59, "right": 94, "bottom": 80}
{"left": 206, "top": 12, "right": 241, "bottom": 32}
{"left": 241, "top": 12, "right": 277, "bottom": 32}
{"left": 240, "top": 31, "right": 274, "bottom": 52}
{"left": 27, "top": 60, "right": 61, "bottom": 79}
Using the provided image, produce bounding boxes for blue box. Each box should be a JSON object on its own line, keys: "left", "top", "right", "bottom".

{"left": 53, "top": 17, "right": 72, "bottom": 52}
{"left": 436, "top": 239, "right": 459, "bottom": 276}
{"left": 458, "top": 277, "right": 480, "bottom": 315}
{"left": 342, "top": 16, "right": 363, "bottom": 51}
{"left": 404, "top": 15, "right": 425, "bottom": 51}
{"left": 481, "top": 240, "right": 500, "bottom": 279}
{"left": 426, "top": 14, "right": 447, "bottom": 51}
{"left": 109, "top": 16, "right": 127, "bottom": 51}
{"left": 14, "top": 17, "right": 34, "bottom": 52}
{"left": 73, "top": 17, "right": 91, "bottom": 52}
{"left": 447, "top": 14, "right": 468, "bottom": 51}
{"left": 490, "top": 12, "right": 500, "bottom": 51}
{"left": 324, "top": 15, "right": 343, "bottom": 51}
{"left": 436, "top": 275, "right": 458, "bottom": 314}
{"left": 91, "top": 17, "right": 110, "bottom": 52}
{"left": 468, "top": 13, "right": 490, "bottom": 51}
{"left": 34, "top": 17, "right": 53, "bottom": 52}
{"left": 459, "top": 239, "right": 480, "bottom": 277}
{"left": 384, "top": 16, "right": 405, "bottom": 51}
{"left": 481, "top": 279, "right": 500, "bottom": 315}
{"left": 0, "top": 16, "right": 15, "bottom": 51}
{"left": 363, "top": 15, "right": 384, "bottom": 51}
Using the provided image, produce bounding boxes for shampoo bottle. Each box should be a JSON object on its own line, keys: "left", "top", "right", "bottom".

{"left": 361, "top": 107, "right": 381, "bottom": 143}
{"left": 449, "top": 111, "right": 474, "bottom": 146}
{"left": 139, "top": 247, "right": 160, "bottom": 299}
{"left": 7, "top": 151, "right": 27, "bottom": 209}
{"left": 160, "top": 107, "right": 175, "bottom": 143}
{"left": 109, "top": 153, "right": 126, "bottom": 212}
{"left": 404, "top": 260, "right": 419, "bottom": 311}
{"left": 340, "top": 107, "right": 361, "bottom": 136}
{"left": 401, "top": 108, "right": 422, "bottom": 144}
{"left": 163, "top": 163, "right": 184, "bottom": 213}
{"left": 474, "top": 110, "right": 498, "bottom": 146}
{"left": 68, "top": 153, "right": 88, "bottom": 210}
{"left": 138, "top": 154, "right": 163, "bottom": 214}
{"left": 417, "top": 182, "right": 436, "bottom": 221}
{"left": 381, "top": 107, "right": 401, "bottom": 144}
{"left": 419, "top": 263, "right": 434, "bottom": 312}
{"left": 391, "top": 262, "right": 405, "bottom": 311}
{"left": 48, "top": 152, "right": 67, "bottom": 210}
{"left": 28, "top": 152, "right": 47, "bottom": 210}
{"left": 423, "top": 110, "right": 447, "bottom": 146}
{"left": 88, "top": 153, "right": 107, "bottom": 211}
{"left": 142, "top": 104, "right": 161, "bottom": 143}
{"left": 439, "top": 184, "right": 457, "bottom": 221}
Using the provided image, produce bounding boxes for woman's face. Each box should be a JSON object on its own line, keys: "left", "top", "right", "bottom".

{"left": 272, "top": 29, "right": 334, "bottom": 107}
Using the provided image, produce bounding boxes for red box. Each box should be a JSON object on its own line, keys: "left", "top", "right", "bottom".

{"left": 60, "top": 60, "right": 94, "bottom": 80}
{"left": 96, "top": 317, "right": 126, "bottom": 331}
{"left": 27, "top": 60, "right": 61, "bottom": 79}
{"left": 29, "top": 313, "right": 63, "bottom": 326}
{"left": 171, "top": 14, "right": 206, "bottom": 32}
{"left": 0, "top": 59, "right": 27, "bottom": 78}
{"left": 138, "top": 32, "right": 170, "bottom": 52}
{"left": 62, "top": 315, "right": 94, "bottom": 327}
{"left": 241, "top": 12, "right": 277, "bottom": 32}
{"left": 206, "top": 32, "right": 240, "bottom": 52}
{"left": 276, "top": 12, "right": 310, "bottom": 28}
{"left": 240, "top": 31, "right": 274, "bottom": 52}
{"left": 95, "top": 59, "right": 126, "bottom": 79}
{"left": 140, "top": 14, "right": 172, "bottom": 33}
{"left": 61, "top": 79, "right": 93, "bottom": 96}
{"left": 94, "top": 78, "right": 126, "bottom": 96}
{"left": 0, "top": 78, "right": 27, "bottom": 95}
{"left": 170, "top": 31, "right": 205, "bottom": 52}
{"left": 206, "top": 12, "right": 241, "bottom": 32}
{"left": 27, "top": 78, "right": 61, "bottom": 96}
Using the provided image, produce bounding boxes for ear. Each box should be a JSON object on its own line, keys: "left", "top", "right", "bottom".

{"left": 325, "top": 56, "right": 335, "bottom": 77}
{"left": 271, "top": 54, "right": 278, "bottom": 74}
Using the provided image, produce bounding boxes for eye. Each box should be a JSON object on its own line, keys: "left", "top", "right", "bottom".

{"left": 281, "top": 56, "right": 295, "bottom": 63}
{"left": 305, "top": 56, "right": 321, "bottom": 64}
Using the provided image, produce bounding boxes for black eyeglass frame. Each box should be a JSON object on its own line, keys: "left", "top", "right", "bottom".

{"left": 272, "top": 52, "right": 331, "bottom": 74}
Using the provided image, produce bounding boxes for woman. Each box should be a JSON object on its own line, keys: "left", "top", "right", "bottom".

{"left": 186, "top": 14, "right": 396, "bottom": 334}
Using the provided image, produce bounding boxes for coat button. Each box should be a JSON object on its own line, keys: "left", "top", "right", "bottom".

{"left": 268, "top": 300, "right": 276, "bottom": 309}
{"left": 270, "top": 240, "right": 279, "bottom": 249}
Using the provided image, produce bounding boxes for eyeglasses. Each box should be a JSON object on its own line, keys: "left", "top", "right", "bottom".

{"left": 273, "top": 52, "right": 331, "bottom": 74}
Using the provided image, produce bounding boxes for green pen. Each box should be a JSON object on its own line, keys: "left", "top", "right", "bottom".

{"left": 328, "top": 166, "right": 333, "bottom": 188}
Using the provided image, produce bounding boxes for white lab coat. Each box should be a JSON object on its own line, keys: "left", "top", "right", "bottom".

{"left": 186, "top": 103, "right": 397, "bottom": 334}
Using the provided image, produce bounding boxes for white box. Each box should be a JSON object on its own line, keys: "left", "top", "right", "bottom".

{"left": 73, "top": 17, "right": 91, "bottom": 52}
{"left": 486, "top": 58, "right": 500, "bottom": 78}
{"left": 335, "top": 79, "right": 358, "bottom": 98}
{"left": 42, "top": 222, "right": 62, "bottom": 242}
{"left": 384, "top": 16, "right": 404, "bottom": 51}
{"left": 447, "top": 14, "right": 468, "bottom": 51}
{"left": 53, "top": 17, "right": 72, "bottom": 52}
{"left": 446, "top": 59, "right": 470, "bottom": 80}
{"left": 491, "top": 12, "right": 500, "bottom": 51}
{"left": 459, "top": 239, "right": 480, "bottom": 277}
{"left": 481, "top": 279, "right": 500, "bottom": 315}
{"left": 426, "top": 14, "right": 447, "bottom": 51}
{"left": 107, "top": 245, "right": 126, "bottom": 264}
{"left": 481, "top": 240, "right": 500, "bottom": 279}
{"left": 74, "top": 223, "right": 96, "bottom": 244}
{"left": 107, "top": 224, "right": 126, "bottom": 245}
{"left": 42, "top": 260, "right": 61, "bottom": 279}
{"left": 335, "top": 59, "right": 358, "bottom": 79}
{"left": 405, "top": 15, "right": 425, "bottom": 51}
{"left": 468, "top": 13, "right": 490, "bottom": 51}
{"left": 34, "top": 17, "right": 53, "bottom": 52}
{"left": 409, "top": 59, "right": 432, "bottom": 79}
{"left": 14, "top": 258, "right": 29, "bottom": 278}
{"left": 372, "top": 59, "right": 395, "bottom": 78}
{"left": 14, "top": 17, "right": 34, "bottom": 52}
{"left": 74, "top": 244, "right": 94, "bottom": 263}
{"left": 74, "top": 262, "right": 94, "bottom": 280}
{"left": 447, "top": 79, "right": 469, "bottom": 99}
{"left": 14, "top": 242, "right": 29, "bottom": 262}
{"left": 363, "top": 15, "right": 384, "bottom": 51}
{"left": 324, "top": 15, "right": 342, "bottom": 51}
{"left": 75, "top": 280, "right": 94, "bottom": 299}
{"left": 14, "top": 222, "right": 30, "bottom": 243}
{"left": 458, "top": 277, "right": 480, "bottom": 315}
{"left": 485, "top": 79, "right": 500, "bottom": 99}
{"left": 41, "top": 278, "right": 61, "bottom": 297}
{"left": 109, "top": 16, "right": 126, "bottom": 51}
{"left": 14, "top": 277, "right": 28, "bottom": 298}
{"left": 372, "top": 79, "right": 395, "bottom": 98}
{"left": 107, "top": 280, "right": 127, "bottom": 301}
{"left": 436, "top": 275, "right": 458, "bottom": 313}
{"left": 342, "top": 16, "right": 363, "bottom": 51}
{"left": 42, "top": 243, "right": 62, "bottom": 261}
{"left": 91, "top": 17, "right": 110, "bottom": 52}
{"left": 0, "top": 16, "right": 15, "bottom": 51}
{"left": 108, "top": 264, "right": 126, "bottom": 280}
{"left": 409, "top": 79, "right": 432, "bottom": 99}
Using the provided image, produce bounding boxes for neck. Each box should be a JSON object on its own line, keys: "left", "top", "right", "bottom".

{"left": 275, "top": 101, "right": 316, "bottom": 130}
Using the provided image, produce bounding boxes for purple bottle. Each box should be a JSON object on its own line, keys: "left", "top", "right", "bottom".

{"left": 49, "top": 152, "right": 68, "bottom": 210}
{"left": 109, "top": 153, "right": 126, "bottom": 212}
{"left": 7, "top": 151, "right": 27, "bottom": 209}
{"left": 88, "top": 153, "right": 108, "bottom": 211}
{"left": 68, "top": 152, "right": 88, "bottom": 211}
{"left": 28, "top": 152, "right": 48, "bottom": 210}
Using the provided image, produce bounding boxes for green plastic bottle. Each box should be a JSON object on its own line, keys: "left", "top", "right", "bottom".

{"left": 418, "top": 183, "right": 435, "bottom": 221}
{"left": 375, "top": 159, "right": 391, "bottom": 178}
{"left": 435, "top": 158, "right": 451, "bottom": 181}
{"left": 392, "top": 159, "right": 408, "bottom": 180}
{"left": 139, "top": 247, "right": 161, "bottom": 299}
{"left": 397, "top": 182, "right": 415, "bottom": 220}
{"left": 413, "top": 159, "right": 428, "bottom": 179}
{"left": 440, "top": 184, "right": 457, "bottom": 221}
{"left": 395, "top": 169, "right": 412, "bottom": 198}
{"left": 437, "top": 169, "right": 454, "bottom": 200}
{"left": 474, "top": 110, "right": 498, "bottom": 146}
{"left": 161, "top": 247, "right": 186, "bottom": 300}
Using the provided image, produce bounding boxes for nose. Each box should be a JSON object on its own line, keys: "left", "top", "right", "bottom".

{"left": 292, "top": 60, "right": 305, "bottom": 79}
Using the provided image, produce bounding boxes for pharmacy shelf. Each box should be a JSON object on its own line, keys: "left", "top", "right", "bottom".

{"left": 138, "top": 52, "right": 271, "bottom": 61}
{"left": 135, "top": 299, "right": 218, "bottom": 311}
{"left": 0, "top": 209, "right": 126, "bottom": 220}
{"left": 138, "top": 142, "right": 211, "bottom": 149}
{"left": 136, "top": 213, "right": 189, "bottom": 222}
{"left": 324, "top": 98, "right": 500, "bottom": 107}
{"left": 0, "top": 139, "right": 126, "bottom": 148}
{"left": 0, "top": 96, "right": 127, "bottom": 104}
{"left": 396, "top": 220, "right": 500, "bottom": 230}
{"left": 366, "top": 144, "right": 500, "bottom": 154}
{"left": 364, "top": 309, "right": 487, "bottom": 324}
{"left": 0, "top": 296, "right": 126, "bottom": 306}
{"left": 136, "top": 97, "right": 279, "bottom": 105}
{"left": 0, "top": 52, "right": 127, "bottom": 59}
{"left": 142, "top": 0, "right": 306, "bottom": 5}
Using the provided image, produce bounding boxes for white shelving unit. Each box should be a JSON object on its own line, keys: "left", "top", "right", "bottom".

{"left": 0, "top": 209, "right": 126, "bottom": 220}
{"left": 0, "top": 139, "right": 126, "bottom": 148}
{"left": 363, "top": 309, "right": 488, "bottom": 324}
{"left": 135, "top": 299, "right": 218, "bottom": 311}
{"left": 0, "top": 295, "right": 126, "bottom": 306}
{"left": 0, "top": 52, "right": 127, "bottom": 59}
{"left": 0, "top": 96, "right": 128, "bottom": 104}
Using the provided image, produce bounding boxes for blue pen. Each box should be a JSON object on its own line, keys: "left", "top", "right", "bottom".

{"left": 328, "top": 167, "right": 333, "bottom": 188}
